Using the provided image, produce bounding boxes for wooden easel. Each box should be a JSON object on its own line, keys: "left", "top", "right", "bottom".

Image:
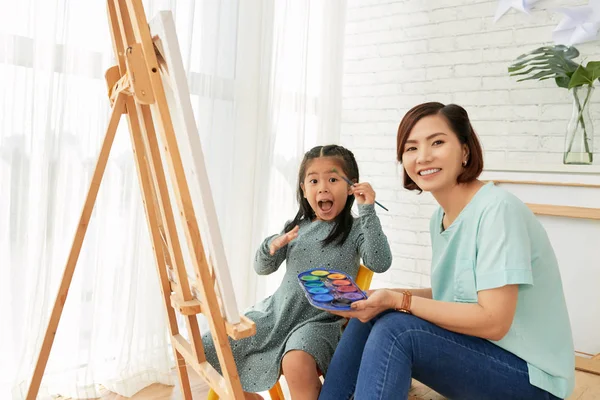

{"left": 490, "top": 179, "right": 600, "bottom": 376}
{"left": 25, "top": 1, "right": 255, "bottom": 399}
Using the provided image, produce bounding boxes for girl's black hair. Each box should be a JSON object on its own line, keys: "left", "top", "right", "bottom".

{"left": 284, "top": 145, "right": 360, "bottom": 246}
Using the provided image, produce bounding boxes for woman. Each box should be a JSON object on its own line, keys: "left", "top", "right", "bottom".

{"left": 319, "top": 102, "right": 574, "bottom": 400}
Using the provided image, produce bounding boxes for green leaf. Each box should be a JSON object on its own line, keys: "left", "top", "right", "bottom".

{"left": 529, "top": 70, "right": 559, "bottom": 80}
{"left": 568, "top": 65, "right": 594, "bottom": 88}
{"left": 564, "top": 46, "right": 581, "bottom": 59}
{"left": 508, "top": 45, "right": 581, "bottom": 89}
{"left": 510, "top": 67, "right": 540, "bottom": 76}
{"left": 508, "top": 60, "right": 565, "bottom": 73}
{"left": 555, "top": 76, "right": 570, "bottom": 88}
{"left": 585, "top": 61, "right": 600, "bottom": 81}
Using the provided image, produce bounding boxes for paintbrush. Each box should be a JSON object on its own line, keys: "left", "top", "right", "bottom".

{"left": 332, "top": 168, "right": 389, "bottom": 212}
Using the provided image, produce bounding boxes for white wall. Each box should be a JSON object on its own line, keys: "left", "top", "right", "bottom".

{"left": 341, "top": 0, "right": 600, "bottom": 291}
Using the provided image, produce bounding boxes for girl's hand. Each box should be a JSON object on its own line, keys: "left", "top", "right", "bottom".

{"left": 328, "top": 289, "right": 397, "bottom": 322}
{"left": 352, "top": 182, "right": 376, "bottom": 205}
{"left": 269, "top": 225, "right": 299, "bottom": 255}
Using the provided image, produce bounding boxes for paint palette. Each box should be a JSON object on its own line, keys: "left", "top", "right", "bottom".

{"left": 298, "top": 268, "right": 367, "bottom": 311}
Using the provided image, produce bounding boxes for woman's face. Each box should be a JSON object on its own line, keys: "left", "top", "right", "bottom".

{"left": 401, "top": 114, "right": 468, "bottom": 194}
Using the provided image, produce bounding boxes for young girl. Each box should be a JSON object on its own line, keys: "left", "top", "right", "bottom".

{"left": 202, "top": 144, "right": 392, "bottom": 399}
{"left": 320, "top": 103, "right": 574, "bottom": 400}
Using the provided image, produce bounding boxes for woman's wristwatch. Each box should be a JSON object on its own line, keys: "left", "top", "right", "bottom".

{"left": 395, "top": 290, "right": 412, "bottom": 314}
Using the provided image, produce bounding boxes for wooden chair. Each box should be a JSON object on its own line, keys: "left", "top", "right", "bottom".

{"left": 208, "top": 264, "right": 374, "bottom": 400}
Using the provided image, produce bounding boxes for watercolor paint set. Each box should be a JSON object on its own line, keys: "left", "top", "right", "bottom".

{"left": 297, "top": 268, "right": 367, "bottom": 311}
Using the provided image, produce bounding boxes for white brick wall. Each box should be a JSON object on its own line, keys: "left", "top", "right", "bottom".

{"left": 341, "top": 0, "right": 600, "bottom": 289}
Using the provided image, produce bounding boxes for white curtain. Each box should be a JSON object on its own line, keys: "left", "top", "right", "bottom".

{"left": 0, "top": 0, "right": 346, "bottom": 398}
{"left": 248, "top": 0, "right": 347, "bottom": 301}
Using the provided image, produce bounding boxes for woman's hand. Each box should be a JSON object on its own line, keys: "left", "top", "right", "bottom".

{"left": 329, "top": 289, "right": 399, "bottom": 322}
{"left": 269, "top": 225, "right": 299, "bottom": 255}
{"left": 352, "top": 182, "right": 375, "bottom": 205}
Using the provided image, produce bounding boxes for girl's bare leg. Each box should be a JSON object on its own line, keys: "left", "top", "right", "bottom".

{"left": 282, "top": 350, "right": 321, "bottom": 400}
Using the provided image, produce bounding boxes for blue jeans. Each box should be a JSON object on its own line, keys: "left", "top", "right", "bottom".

{"left": 319, "top": 311, "right": 560, "bottom": 400}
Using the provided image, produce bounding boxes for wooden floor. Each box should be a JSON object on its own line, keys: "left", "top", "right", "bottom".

{"left": 90, "top": 368, "right": 600, "bottom": 400}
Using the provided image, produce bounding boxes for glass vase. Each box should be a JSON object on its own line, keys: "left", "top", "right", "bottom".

{"left": 564, "top": 85, "right": 594, "bottom": 165}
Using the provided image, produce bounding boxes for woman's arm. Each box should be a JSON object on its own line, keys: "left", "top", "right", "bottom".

{"left": 385, "top": 286, "right": 518, "bottom": 340}
{"left": 410, "top": 286, "right": 518, "bottom": 340}
{"left": 338, "top": 285, "right": 518, "bottom": 341}
{"left": 342, "top": 195, "right": 526, "bottom": 340}
{"left": 400, "top": 198, "right": 526, "bottom": 340}
{"left": 388, "top": 287, "right": 433, "bottom": 299}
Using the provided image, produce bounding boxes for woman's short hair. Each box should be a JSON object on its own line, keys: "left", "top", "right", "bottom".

{"left": 396, "top": 102, "right": 484, "bottom": 192}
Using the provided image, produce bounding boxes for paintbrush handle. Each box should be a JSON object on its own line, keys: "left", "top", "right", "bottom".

{"left": 336, "top": 172, "right": 388, "bottom": 211}
{"left": 374, "top": 200, "right": 389, "bottom": 212}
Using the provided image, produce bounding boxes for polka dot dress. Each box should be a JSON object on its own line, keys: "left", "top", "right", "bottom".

{"left": 201, "top": 204, "right": 392, "bottom": 392}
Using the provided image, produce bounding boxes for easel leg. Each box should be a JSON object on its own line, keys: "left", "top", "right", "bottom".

{"left": 103, "top": 1, "right": 250, "bottom": 397}
{"left": 26, "top": 94, "right": 126, "bottom": 400}
{"left": 108, "top": 1, "right": 203, "bottom": 397}
{"left": 123, "top": 98, "right": 195, "bottom": 399}
{"left": 136, "top": 103, "right": 205, "bottom": 363}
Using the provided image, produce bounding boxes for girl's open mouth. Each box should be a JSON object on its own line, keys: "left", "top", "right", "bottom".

{"left": 318, "top": 200, "right": 333, "bottom": 213}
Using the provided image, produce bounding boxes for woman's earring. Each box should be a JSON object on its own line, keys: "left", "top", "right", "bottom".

{"left": 462, "top": 160, "right": 467, "bottom": 167}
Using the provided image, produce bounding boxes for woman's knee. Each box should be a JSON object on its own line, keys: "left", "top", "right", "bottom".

{"left": 372, "top": 311, "right": 427, "bottom": 333}
{"left": 368, "top": 312, "right": 430, "bottom": 355}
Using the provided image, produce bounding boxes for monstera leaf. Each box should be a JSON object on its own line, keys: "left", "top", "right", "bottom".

{"left": 508, "top": 45, "right": 581, "bottom": 88}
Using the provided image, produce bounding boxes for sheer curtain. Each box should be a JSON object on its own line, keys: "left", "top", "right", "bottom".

{"left": 249, "top": 0, "right": 347, "bottom": 301}
{"left": 0, "top": 0, "right": 346, "bottom": 398}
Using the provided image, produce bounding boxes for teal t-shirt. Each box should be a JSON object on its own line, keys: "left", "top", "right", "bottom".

{"left": 430, "top": 182, "right": 574, "bottom": 399}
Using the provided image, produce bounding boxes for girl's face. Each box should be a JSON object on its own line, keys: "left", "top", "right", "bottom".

{"left": 301, "top": 157, "right": 353, "bottom": 221}
{"left": 401, "top": 115, "right": 468, "bottom": 194}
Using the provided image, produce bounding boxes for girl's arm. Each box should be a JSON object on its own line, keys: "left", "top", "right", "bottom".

{"left": 356, "top": 204, "right": 392, "bottom": 273}
{"left": 254, "top": 224, "right": 298, "bottom": 275}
